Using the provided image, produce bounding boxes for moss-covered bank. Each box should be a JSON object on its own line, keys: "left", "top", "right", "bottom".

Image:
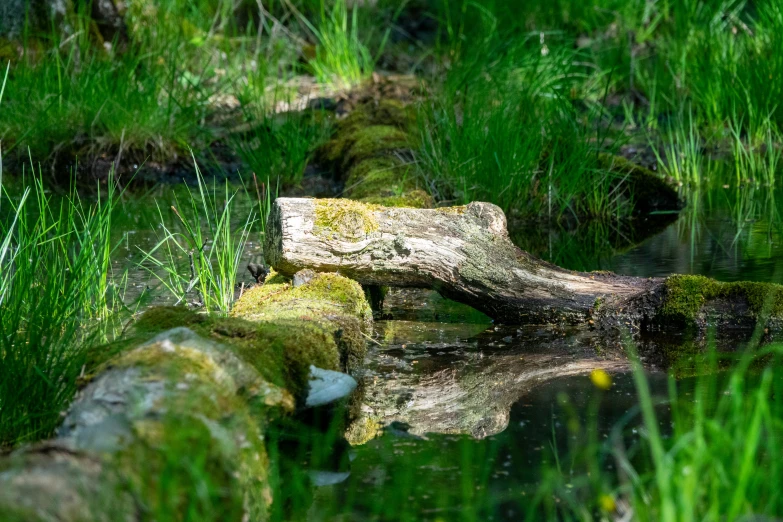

{"left": 0, "top": 271, "right": 372, "bottom": 521}
{"left": 659, "top": 274, "right": 783, "bottom": 327}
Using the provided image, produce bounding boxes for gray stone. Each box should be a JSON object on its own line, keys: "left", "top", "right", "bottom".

{"left": 305, "top": 365, "right": 357, "bottom": 407}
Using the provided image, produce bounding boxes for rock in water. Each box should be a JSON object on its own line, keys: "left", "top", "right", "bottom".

{"left": 308, "top": 470, "right": 351, "bottom": 487}
{"left": 305, "top": 365, "right": 357, "bottom": 407}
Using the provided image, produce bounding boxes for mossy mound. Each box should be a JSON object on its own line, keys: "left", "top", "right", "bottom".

{"left": 659, "top": 274, "right": 783, "bottom": 326}
{"left": 121, "top": 270, "right": 371, "bottom": 402}
{"left": 0, "top": 267, "right": 374, "bottom": 519}
{"left": 2, "top": 328, "right": 276, "bottom": 521}
{"left": 597, "top": 153, "right": 682, "bottom": 214}
{"left": 117, "top": 410, "right": 269, "bottom": 522}
{"left": 319, "top": 100, "right": 433, "bottom": 209}
{"left": 343, "top": 157, "right": 433, "bottom": 207}
{"left": 231, "top": 271, "right": 372, "bottom": 376}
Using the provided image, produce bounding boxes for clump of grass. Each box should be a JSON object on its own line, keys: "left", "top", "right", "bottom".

{"left": 138, "top": 154, "right": 254, "bottom": 315}
{"left": 248, "top": 172, "right": 279, "bottom": 239}
{"left": 729, "top": 116, "right": 782, "bottom": 187}
{"left": 417, "top": 35, "right": 630, "bottom": 222}
{"left": 232, "top": 110, "right": 332, "bottom": 188}
{"left": 299, "top": 0, "right": 378, "bottom": 88}
{"left": 0, "top": 0, "right": 310, "bottom": 170}
{"left": 650, "top": 108, "right": 704, "bottom": 185}
{"left": 1, "top": 11, "right": 222, "bottom": 164}
{"left": 533, "top": 340, "right": 783, "bottom": 521}
{"left": 0, "top": 156, "right": 126, "bottom": 446}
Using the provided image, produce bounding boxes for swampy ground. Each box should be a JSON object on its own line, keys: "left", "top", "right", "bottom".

{"left": 2, "top": 0, "right": 783, "bottom": 520}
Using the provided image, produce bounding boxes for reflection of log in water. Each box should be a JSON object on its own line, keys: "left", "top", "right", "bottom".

{"left": 347, "top": 322, "right": 630, "bottom": 442}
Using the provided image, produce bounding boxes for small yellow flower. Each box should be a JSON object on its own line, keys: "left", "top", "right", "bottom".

{"left": 598, "top": 494, "right": 616, "bottom": 513}
{"left": 590, "top": 369, "right": 612, "bottom": 390}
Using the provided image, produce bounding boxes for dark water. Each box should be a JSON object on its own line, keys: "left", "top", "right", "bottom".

{"left": 515, "top": 184, "right": 783, "bottom": 283}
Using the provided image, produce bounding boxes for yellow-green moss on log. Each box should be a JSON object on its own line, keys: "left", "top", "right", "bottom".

{"left": 318, "top": 100, "right": 433, "bottom": 209}
{"left": 0, "top": 269, "right": 373, "bottom": 520}
{"left": 314, "top": 199, "right": 381, "bottom": 240}
{"left": 344, "top": 157, "right": 433, "bottom": 208}
{"left": 660, "top": 274, "right": 783, "bottom": 324}
{"left": 231, "top": 270, "right": 372, "bottom": 386}
{"left": 129, "top": 272, "right": 371, "bottom": 402}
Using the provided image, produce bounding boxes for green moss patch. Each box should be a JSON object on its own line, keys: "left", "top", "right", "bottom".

{"left": 660, "top": 274, "right": 783, "bottom": 324}
{"left": 123, "top": 270, "right": 371, "bottom": 405}
{"left": 314, "top": 199, "right": 382, "bottom": 240}
{"left": 317, "top": 99, "right": 433, "bottom": 209}
{"left": 343, "top": 157, "right": 432, "bottom": 208}
{"left": 231, "top": 271, "right": 372, "bottom": 374}
{"left": 117, "top": 409, "right": 270, "bottom": 521}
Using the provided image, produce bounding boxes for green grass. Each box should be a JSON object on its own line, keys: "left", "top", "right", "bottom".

{"left": 416, "top": 36, "right": 631, "bottom": 222}
{"left": 298, "top": 0, "right": 382, "bottom": 88}
{"left": 231, "top": 109, "right": 332, "bottom": 188}
{"left": 426, "top": 0, "right": 783, "bottom": 190}
{"left": 0, "top": 1, "right": 242, "bottom": 164}
{"left": 729, "top": 116, "right": 783, "bottom": 187}
{"left": 532, "top": 340, "right": 783, "bottom": 521}
{"left": 0, "top": 0, "right": 376, "bottom": 175}
{"left": 138, "top": 154, "right": 254, "bottom": 315}
{"left": 649, "top": 107, "right": 704, "bottom": 185}
{"left": 0, "top": 158, "right": 127, "bottom": 446}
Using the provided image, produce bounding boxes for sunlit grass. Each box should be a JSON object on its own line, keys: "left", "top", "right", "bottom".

{"left": 0, "top": 159, "right": 127, "bottom": 446}
{"left": 416, "top": 36, "right": 630, "bottom": 222}
{"left": 138, "top": 155, "right": 254, "bottom": 315}
{"left": 534, "top": 339, "right": 783, "bottom": 521}
{"left": 299, "top": 0, "right": 380, "bottom": 88}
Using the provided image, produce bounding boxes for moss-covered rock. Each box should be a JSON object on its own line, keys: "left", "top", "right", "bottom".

{"left": 0, "top": 266, "right": 375, "bottom": 519}
{"left": 659, "top": 274, "right": 783, "bottom": 326}
{"left": 0, "top": 328, "right": 280, "bottom": 521}
{"left": 231, "top": 271, "right": 372, "bottom": 381}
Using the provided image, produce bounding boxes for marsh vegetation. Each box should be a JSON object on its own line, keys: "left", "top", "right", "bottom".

{"left": 1, "top": 0, "right": 783, "bottom": 520}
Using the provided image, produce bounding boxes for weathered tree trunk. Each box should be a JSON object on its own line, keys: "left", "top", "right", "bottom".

{"left": 266, "top": 197, "right": 783, "bottom": 330}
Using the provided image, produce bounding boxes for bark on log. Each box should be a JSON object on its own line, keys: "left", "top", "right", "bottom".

{"left": 266, "top": 197, "right": 783, "bottom": 330}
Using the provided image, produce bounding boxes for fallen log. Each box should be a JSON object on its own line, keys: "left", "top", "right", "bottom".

{"left": 0, "top": 272, "right": 372, "bottom": 521}
{"left": 266, "top": 197, "right": 783, "bottom": 330}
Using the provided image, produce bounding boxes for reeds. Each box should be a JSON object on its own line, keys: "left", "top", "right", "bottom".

{"left": 138, "top": 154, "right": 254, "bottom": 315}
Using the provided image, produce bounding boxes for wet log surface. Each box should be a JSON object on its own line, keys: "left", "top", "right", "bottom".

{"left": 266, "top": 197, "right": 783, "bottom": 331}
